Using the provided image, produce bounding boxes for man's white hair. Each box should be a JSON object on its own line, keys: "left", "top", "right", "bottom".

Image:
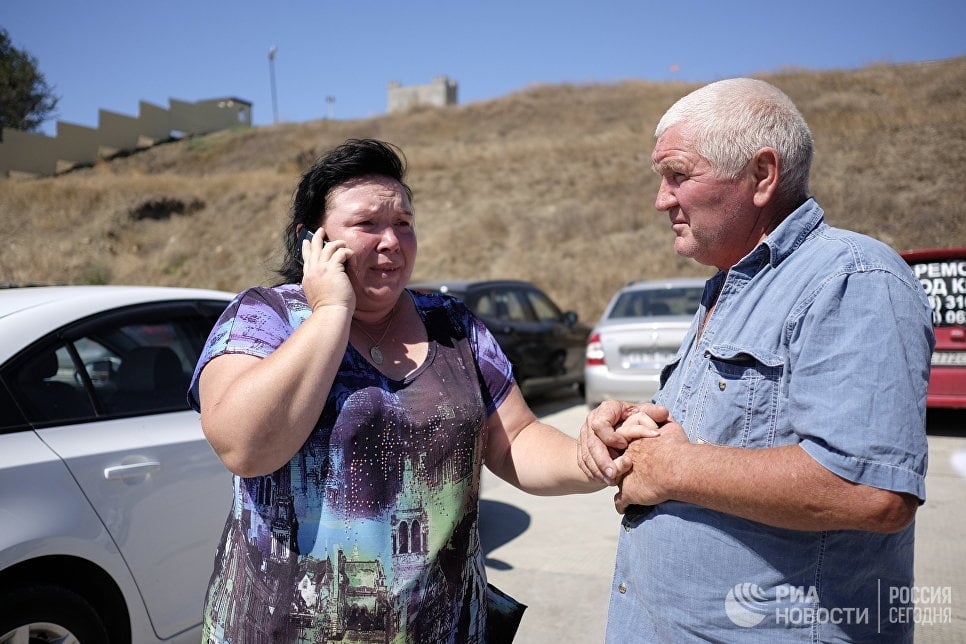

{"left": 656, "top": 78, "right": 813, "bottom": 202}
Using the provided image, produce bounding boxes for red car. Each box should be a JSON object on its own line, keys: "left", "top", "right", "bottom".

{"left": 902, "top": 247, "right": 966, "bottom": 409}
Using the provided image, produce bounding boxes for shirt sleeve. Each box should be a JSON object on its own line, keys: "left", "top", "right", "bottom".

{"left": 790, "top": 268, "right": 933, "bottom": 501}
{"left": 188, "top": 286, "right": 299, "bottom": 411}
{"left": 462, "top": 305, "right": 515, "bottom": 416}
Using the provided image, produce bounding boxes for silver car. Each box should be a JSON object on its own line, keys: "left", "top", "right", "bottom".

{"left": 0, "top": 285, "right": 235, "bottom": 643}
{"left": 584, "top": 278, "right": 706, "bottom": 407}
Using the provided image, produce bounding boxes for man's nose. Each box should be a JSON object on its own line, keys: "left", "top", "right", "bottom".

{"left": 655, "top": 178, "right": 676, "bottom": 211}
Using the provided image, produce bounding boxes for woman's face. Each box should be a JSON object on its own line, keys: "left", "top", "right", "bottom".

{"left": 322, "top": 175, "right": 416, "bottom": 313}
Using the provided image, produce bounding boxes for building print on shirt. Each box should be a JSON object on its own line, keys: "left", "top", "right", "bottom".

{"left": 193, "top": 288, "right": 506, "bottom": 643}
{"left": 203, "top": 438, "right": 482, "bottom": 643}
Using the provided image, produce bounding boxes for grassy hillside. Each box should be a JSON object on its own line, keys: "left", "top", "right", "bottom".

{"left": 2, "top": 57, "right": 964, "bottom": 324}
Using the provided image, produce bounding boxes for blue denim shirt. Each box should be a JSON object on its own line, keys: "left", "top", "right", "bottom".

{"left": 606, "top": 199, "right": 934, "bottom": 643}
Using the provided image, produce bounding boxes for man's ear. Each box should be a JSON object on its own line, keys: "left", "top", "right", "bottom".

{"left": 751, "top": 147, "right": 779, "bottom": 208}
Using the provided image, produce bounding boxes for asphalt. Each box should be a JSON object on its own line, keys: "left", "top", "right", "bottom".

{"left": 480, "top": 394, "right": 966, "bottom": 643}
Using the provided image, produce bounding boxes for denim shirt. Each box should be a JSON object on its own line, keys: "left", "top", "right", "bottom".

{"left": 606, "top": 199, "right": 934, "bottom": 643}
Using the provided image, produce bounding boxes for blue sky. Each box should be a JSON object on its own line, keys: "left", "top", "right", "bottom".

{"left": 5, "top": 0, "right": 964, "bottom": 136}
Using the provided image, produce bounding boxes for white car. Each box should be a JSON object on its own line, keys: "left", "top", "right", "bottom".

{"left": 584, "top": 278, "right": 706, "bottom": 407}
{"left": 0, "top": 285, "right": 235, "bottom": 643}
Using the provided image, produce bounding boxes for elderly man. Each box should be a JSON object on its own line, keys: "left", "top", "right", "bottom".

{"left": 580, "top": 78, "right": 934, "bottom": 642}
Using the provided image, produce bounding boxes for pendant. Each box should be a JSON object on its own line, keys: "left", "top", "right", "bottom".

{"left": 369, "top": 346, "right": 384, "bottom": 364}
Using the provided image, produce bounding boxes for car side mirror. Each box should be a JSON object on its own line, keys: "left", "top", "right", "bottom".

{"left": 563, "top": 311, "right": 578, "bottom": 326}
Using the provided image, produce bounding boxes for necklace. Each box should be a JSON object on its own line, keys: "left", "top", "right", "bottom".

{"left": 353, "top": 306, "right": 398, "bottom": 364}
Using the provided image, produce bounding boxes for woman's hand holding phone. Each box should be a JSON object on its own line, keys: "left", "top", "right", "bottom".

{"left": 300, "top": 227, "right": 355, "bottom": 313}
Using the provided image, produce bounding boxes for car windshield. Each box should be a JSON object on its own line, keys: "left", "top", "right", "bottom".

{"left": 608, "top": 287, "right": 703, "bottom": 319}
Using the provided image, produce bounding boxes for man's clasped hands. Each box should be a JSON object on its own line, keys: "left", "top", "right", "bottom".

{"left": 579, "top": 401, "right": 690, "bottom": 514}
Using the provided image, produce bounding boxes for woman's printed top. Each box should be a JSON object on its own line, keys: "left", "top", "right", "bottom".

{"left": 188, "top": 284, "right": 514, "bottom": 643}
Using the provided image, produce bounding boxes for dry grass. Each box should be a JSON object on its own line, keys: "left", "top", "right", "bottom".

{"left": 1, "top": 58, "right": 964, "bottom": 323}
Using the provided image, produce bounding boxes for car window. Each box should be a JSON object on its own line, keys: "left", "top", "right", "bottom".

{"left": 609, "top": 287, "right": 703, "bottom": 318}
{"left": 525, "top": 289, "right": 563, "bottom": 323}
{"left": 500, "top": 290, "right": 529, "bottom": 322}
{"left": 0, "top": 301, "right": 223, "bottom": 430}
{"left": 0, "top": 378, "right": 27, "bottom": 429}
{"left": 82, "top": 319, "right": 197, "bottom": 415}
{"left": 474, "top": 293, "right": 496, "bottom": 317}
{"left": 476, "top": 289, "right": 528, "bottom": 323}
{"left": 6, "top": 343, "right": 96, "bottom": 428}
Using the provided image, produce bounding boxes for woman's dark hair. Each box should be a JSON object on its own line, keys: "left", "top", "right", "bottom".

{"left": 276, "top": 138, "right": 411, "bottom": 284}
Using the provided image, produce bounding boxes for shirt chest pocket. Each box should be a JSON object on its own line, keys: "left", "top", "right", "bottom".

{"left": 691, "top": 346, "right": 784, "bottom": 448}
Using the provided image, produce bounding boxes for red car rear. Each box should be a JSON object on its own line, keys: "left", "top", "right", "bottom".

{"left": 902, "top": 247, "right": 966, "bottom": 409}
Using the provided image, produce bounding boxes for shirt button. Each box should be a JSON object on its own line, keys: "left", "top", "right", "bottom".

{"left": 624, "top": 522, "right": 631, "bottom": 532}
{"left": 718, "top": 380, "right": 726, "bottom": 391}
{"left": 618, "top": 583, "right": 627, "bottom": 594}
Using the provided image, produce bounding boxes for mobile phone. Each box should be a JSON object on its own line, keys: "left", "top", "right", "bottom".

{"left": 298, "top": 227, "right": 315, "bottom": 247}
{"left": 298, "top": 228, "right": 339, "bottom": 266}
{"left": 297, "top": 228, "right": 327, "bottom": 262}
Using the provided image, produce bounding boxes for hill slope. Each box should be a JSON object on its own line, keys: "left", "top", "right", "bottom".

{"left": 2, "top": 58, "right": 964, "bottom": 322}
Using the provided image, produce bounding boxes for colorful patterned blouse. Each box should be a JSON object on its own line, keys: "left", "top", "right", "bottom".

{"left": 189, "top": 285, "right": 514, "bottom": 643}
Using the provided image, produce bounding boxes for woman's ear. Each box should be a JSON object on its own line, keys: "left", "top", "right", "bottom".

{"left": 752, "top": 147, "right": 780, "bottom": 208}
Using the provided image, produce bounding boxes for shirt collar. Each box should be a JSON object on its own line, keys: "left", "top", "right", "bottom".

{"left": 750, "top": 197, "right": 825, "bottom": 269}
{"left": 708, "top": 198, "right": 825, "bottom": 299}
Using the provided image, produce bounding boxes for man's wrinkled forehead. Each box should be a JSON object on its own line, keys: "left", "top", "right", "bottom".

{"left": 650, "top": 125, "right": 697, "bottom": 175}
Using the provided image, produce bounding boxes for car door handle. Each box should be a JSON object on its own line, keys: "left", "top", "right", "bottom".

{"left": 103, "top": 461, "right": 161, "bottom": 480}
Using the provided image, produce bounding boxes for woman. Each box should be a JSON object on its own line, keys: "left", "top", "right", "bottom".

{"left": 190, "top": 139, "right": 635, "bottom": 642}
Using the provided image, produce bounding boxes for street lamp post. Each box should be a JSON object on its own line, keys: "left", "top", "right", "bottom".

{"left": 268, "top": 45, "right": 278, "bottom": 124}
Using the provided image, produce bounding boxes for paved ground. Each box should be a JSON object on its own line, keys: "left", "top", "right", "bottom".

{"left": 480, "top": 395, "right": 966, "bottom": 643}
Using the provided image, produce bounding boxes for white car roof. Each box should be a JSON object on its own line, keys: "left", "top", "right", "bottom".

{"left": 0, "top": 285, "right": 236, "bottom": 363}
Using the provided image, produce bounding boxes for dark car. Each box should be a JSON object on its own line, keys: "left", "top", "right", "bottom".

{"left": 409, "top": 280, "right": 590, "bottom": 398}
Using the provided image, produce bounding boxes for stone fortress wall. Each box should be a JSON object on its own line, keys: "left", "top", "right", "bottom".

{"left": 387, "top": 76, "right": 457, "bottom": 114}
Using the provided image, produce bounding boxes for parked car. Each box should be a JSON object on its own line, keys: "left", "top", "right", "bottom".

{"left": 408, "top": 279, "right": 590, "bottom": 398}
{"left": 0, "top": 285, "right": 236, "bottom": 643}
{"left": 584, "top": 278, "right": 705, "bottom": 407}
{"left": 901, "top": 247, "right": 966, "bottom": 409}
